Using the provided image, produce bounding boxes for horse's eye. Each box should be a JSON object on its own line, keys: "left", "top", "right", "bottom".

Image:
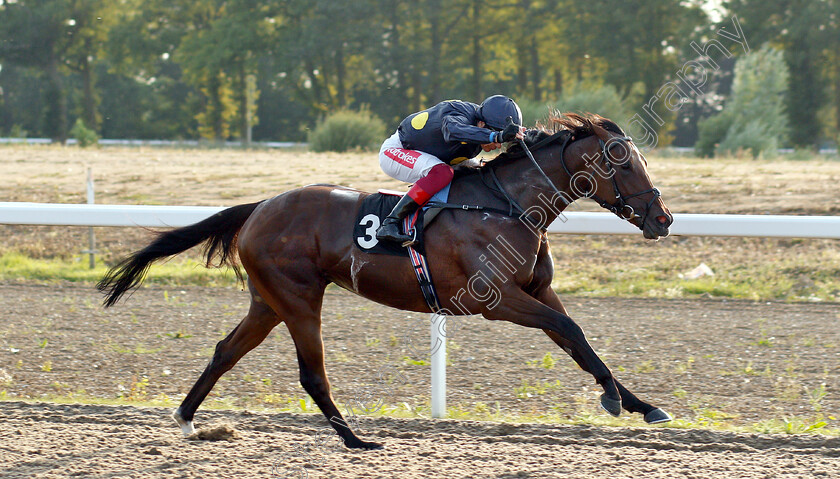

{"left": 611, "top": 144, "right": 625, "bottom": 156}
{"left": 608, "top": 144, "right": 629, "bottom": 163}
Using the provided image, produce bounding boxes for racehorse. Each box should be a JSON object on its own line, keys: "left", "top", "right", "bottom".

{"left": 98, "top": 113, "right": 674, "bottom": 450}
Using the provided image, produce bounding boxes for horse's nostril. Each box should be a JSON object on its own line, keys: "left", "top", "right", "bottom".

{"left": 656, "top": 215, "right": 669, "bottom": 225}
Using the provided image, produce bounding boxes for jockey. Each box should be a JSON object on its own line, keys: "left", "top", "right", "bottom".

{"left": 376, "top": 95, "right": 525, "bottom": 244}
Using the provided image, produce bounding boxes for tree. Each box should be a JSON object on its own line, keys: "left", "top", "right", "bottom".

{"left": 174, "top": 0, "right": 274, "bottom": 141}
{"left": 104, "top": 0, "right": 199, "bottom": 139}
{"left": 0, "top": 0, "right": 116, "bottom": 141}
{"left": 724, "top": 0, "right": 836, "bottom": 147}
{"left": 64, "top": 0, "right": 115, "bottom": 131}
{"left": 696, "top": 45, "right": 789, "bottom": 157}
{"left": 108, "top": 0, "right": 274, "bottom": 141}
{"left": 0, "top": 1, "right": 72, "bottom": 142}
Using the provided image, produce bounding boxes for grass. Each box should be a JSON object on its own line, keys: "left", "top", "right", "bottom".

{"left": 549, "top": 237, "right": 840, "bottom": 303}
{"left": 514, "top": 379, "right": 564, "bottom": 399}
{"left": 108, "top": 342, "right": 166, "bottom": 355}
{"left": 526, "top": 352, "right": 557, "bottom": 369}
{"left": 0, "top": 251, "right": 240, "bottom": 287}
{"left": 2, "top": 243, "right": 839, "bottom": 304}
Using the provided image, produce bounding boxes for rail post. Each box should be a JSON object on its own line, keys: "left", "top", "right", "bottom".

{"left": 430, "top": 313, "right": 446, "bottom": 418}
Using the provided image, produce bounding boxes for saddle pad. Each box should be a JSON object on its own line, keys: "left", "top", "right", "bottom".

{"left": 353, "top": 184, "right": 450, "bottom": 256}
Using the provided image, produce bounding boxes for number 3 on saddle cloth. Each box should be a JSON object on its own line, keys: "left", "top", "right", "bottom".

{"left": 353, "top": 183, "right": 451, "bottom": 313}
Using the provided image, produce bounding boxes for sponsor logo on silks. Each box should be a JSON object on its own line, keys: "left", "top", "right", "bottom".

{"left": 385, "top": 148, "right": 421, "bottom": 168}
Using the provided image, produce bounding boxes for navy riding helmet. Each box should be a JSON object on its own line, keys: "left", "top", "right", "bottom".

{"left": 478, "top": 95, "right": 523, "bottom": 130}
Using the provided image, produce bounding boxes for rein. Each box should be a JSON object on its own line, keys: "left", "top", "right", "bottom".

{"left": 476, "top": 132, "right": 571, "bottom": 230}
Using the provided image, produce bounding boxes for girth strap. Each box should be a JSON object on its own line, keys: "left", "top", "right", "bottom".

{"left": 401, "top": 214, "right": 443, "bottom": 313}
{"left": 407, "top": 245, "right": 443, "bottom": 313}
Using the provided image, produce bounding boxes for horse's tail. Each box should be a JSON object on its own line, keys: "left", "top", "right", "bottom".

{"left": 97, "top": 201, "right": 264, "bottom": 307}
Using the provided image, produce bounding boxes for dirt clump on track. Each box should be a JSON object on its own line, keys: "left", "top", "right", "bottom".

{"left": 2, "top": 401, "right": 839, "bottom": 479}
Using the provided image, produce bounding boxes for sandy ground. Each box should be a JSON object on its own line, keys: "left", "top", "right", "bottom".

{"left": 1, "top": 401, "right": 839, "bottom": 478}
{"left": 0, "top": 283, "right": 838, "bottom": 429}
{"left": 2, "top": 145, "right": 839, "bottom": 215}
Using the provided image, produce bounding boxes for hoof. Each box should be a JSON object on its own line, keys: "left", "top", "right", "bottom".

{"left": 644, "top": 408, "right": 673, "bottom": 424}
{"left": 173, "top": 408, "right": 196, "bottom": 437}
{"left": 345, "top": 439, "right": 384, "bottom": 450}
{"left": 599, "top": 394, "right": 622, "bottom": 417}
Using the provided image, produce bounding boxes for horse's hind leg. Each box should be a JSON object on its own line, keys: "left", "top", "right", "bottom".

{"left": 173, "top": 281, "right": 280, "bottom": 435}
{"left": 246, "top": 263, "right": 383, "bottom": 450}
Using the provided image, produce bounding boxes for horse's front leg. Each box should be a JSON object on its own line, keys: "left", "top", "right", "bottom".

{"left": 533, "top": 286, "right": 672, "bottom": 424}
{"left": 482, "top": 290, "right": 622, "bottom": 416}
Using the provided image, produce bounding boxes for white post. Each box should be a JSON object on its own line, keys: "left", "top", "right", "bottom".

{"left": 430, "top": 313, "right": 446, "bottom": 418}
{"left": 85, "top": 167, "right": 96, "bottom": 269}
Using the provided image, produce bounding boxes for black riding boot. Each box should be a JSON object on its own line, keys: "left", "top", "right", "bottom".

{"left": 376, "top": 193, "right": 421, "bottom": 245}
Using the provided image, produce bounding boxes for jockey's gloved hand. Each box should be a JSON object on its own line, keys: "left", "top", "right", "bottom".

{"left": 498, "top": 118, "right": 522, "bottom": 142}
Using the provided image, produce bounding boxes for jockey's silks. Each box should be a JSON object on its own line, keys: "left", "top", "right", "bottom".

{"left": 407, "top": 163, "right": 454, "bottom": 204}
{"left": 398, "top": 100, "right": 495, "bottom": 165}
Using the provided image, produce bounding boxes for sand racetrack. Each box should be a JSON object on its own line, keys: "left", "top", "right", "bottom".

{"left": 2, "top": 400, "right": 840, "bottom": 479}
{"left": 1, "top": 283, "right": 839, "bottom": 478}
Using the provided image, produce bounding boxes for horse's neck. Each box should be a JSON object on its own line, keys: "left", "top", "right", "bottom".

{"left": 448, "top": 168, "right": 520, "bottom": 212}
{"left": 492, "top": 153, "right": 575, "bottom": 224}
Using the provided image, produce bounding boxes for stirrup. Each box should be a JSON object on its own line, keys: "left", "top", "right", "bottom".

{"left": 400, "top": 228, "right": 418, "bottom": 247}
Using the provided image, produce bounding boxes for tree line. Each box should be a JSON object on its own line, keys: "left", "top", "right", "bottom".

{"left": 0, "top": 0, "right": 837, "bottom": 148}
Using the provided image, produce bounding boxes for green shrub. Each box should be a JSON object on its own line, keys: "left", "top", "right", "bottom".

{"left": 70, "top": 118, "right": 99, "bottom": 147}
{"left": 9, "top": 124, "right": 28, "bottom": 139}
{"left": 520, "top": 86, "right": 631, "bottom": 129}
{"left": 785, "top": 149, "right": 820, "bottom": 161}
{"left": 695, "top": 110, "right": 734, "bottom": 157}
{"left": 518, "top": 98, "right": 551, "bottom": 128}
{"left": 717, "top": 120, "right": 779, "bottom": 158}
{"left": 308, "top": 109, "right": 386, "bottom": 153}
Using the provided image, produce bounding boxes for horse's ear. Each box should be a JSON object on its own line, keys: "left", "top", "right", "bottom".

{"left": 591, "top": 122, "right": 610, "bottom": 141}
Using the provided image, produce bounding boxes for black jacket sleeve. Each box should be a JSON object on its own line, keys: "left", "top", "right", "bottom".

{"left": 441, "top": 115, "right": 495, "bottom": 144}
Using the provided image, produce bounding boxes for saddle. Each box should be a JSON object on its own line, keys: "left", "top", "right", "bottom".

{"left": 351, "top": 177, "right": 531, "bottom": 312}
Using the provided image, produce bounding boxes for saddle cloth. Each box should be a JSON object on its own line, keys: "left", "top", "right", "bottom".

{"left": 352, "top": 183, "right": 451, "bottom": 257}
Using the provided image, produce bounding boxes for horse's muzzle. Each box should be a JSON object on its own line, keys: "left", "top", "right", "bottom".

{"left": 642, "top": 214, "right": 672, "bottom": 240}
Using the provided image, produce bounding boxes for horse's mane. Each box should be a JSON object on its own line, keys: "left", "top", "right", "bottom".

{"left": 454, "top": 112, "right": 625, "bottom": 177}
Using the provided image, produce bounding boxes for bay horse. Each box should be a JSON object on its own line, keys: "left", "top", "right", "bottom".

{"left": 98, "top": 113, "right": 674, "bottom": 449}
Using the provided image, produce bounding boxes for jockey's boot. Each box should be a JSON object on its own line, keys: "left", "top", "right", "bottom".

{"left": 376, "top": 193, "right": 421, "bottom": 246}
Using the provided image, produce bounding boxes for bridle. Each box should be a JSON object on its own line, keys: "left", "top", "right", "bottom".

{"left": 556, "top": 135, "right": 662, "bottom": 226}
{"left": 480, "top": 130, "right": 663, "bottom": 230}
